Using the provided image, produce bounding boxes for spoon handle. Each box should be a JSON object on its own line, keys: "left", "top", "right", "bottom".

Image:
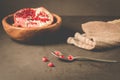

{"left": 74, "top": 57, "right": 118, "bottom": 63}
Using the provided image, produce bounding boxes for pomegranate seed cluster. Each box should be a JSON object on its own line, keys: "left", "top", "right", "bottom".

{"left": 13, "top": 7, "right": 53, "bottom": 27}
{"left": 54, "top": 51, "right": 73, "bottom": 60}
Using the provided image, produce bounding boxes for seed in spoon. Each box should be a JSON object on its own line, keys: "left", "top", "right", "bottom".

{"left": 59, "top": 55, "right": 65, "bottom": 59}
{"left": 54, "top": 51, "right": 65, "bottom": 58}
{"left": 54, "top": 51, "right": 61, "bottom": 56}
{"left": 67, "top": 55, "right": 74, "bottom": 61}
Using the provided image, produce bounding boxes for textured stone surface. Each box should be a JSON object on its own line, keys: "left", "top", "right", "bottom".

{"left": 0, "top": 16, "right": 120, "bottom": 80}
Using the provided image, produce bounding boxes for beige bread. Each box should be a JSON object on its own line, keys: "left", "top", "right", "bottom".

{"left": 67, "top": 19, "right": 120, "bottom": 50}
{"left": 82, "top": 21, "right": 120, "bottom": 33}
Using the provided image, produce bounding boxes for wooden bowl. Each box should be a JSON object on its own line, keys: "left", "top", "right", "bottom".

{"left": 2, "top": 13, "right": 62, "bottom": 42}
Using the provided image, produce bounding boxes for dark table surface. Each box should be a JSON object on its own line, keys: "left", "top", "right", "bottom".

{"left": 0, "top": 16, "right": 120, "bottom": 80}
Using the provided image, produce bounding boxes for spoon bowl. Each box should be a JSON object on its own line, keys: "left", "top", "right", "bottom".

{"left": 51, "top": 51, "right": 118, "bottom": 63}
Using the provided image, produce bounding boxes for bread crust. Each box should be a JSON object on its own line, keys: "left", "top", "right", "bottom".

{"left": 67, "top": 19, "right": 120, "bottom": 50}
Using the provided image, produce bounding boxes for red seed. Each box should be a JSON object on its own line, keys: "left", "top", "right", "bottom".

{"left": 54, "top": 51, "right": 61, "bottom": 56}
{"left": 48, "top": 62, "right": 55, "bottom": 67}
{"left": 59, "top": 55, "right": 65, "bottom": 59}
{"left": 42, "top": 57, "right": 49, "bottom": 62}
{"left": 67, "top": 55, "right": 73, "bottom": 61}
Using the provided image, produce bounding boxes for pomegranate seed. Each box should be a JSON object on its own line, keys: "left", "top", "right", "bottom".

{"left": 59, "top": 55, "right": 65, "bottom": 59}
{"left": 42, "top": 57, "right": 49, "bottom": 62}
{"left": 48, "top": 62, "right": 55, "bottom": 67}
{"left": 16, "top": 8, "right": 35, "bottom": 18}
{"left": 34, "top": 17, "right": 40, "bottom": 20}
{"left": 54, "top": 51, "right": 61, "bottom": 56}
{"left": 67, "top": 55, "right": 73, "bottom": 61}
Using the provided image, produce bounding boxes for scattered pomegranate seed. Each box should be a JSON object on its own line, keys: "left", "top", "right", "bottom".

{"left": 48, "top": 62, "right": 55, "bottom": 67}
{"left": 42, "top": 57, "right": 49, "bottom": 62}
{"left": 67, "top": 55, "right": 74, "bottom": 61}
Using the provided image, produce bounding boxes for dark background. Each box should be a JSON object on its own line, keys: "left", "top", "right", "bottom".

{"left": 1, "top": 0, "right": 120, "bottom": 17}
{"left": 0, "top": 0, "right": 120, "bottom": 80}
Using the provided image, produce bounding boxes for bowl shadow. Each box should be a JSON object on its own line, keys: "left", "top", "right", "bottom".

{"left": 12, "top": 26, "right": 76, "bottom": 45}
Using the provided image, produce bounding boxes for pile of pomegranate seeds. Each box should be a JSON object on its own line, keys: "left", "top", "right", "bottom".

{"left": 13, "top": 7, "right": 53, "bottom": 27}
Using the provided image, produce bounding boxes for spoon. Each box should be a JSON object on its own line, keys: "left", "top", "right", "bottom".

{"left": 51, "top": 51, "right": 118, "bottom": 63}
